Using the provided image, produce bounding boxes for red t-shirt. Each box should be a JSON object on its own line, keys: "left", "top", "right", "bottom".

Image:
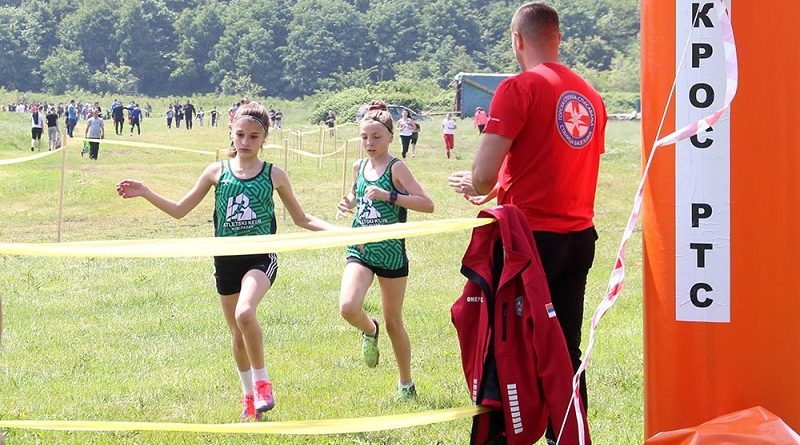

{"left": 485, "top": 62, "right": 607, "bottom": 233}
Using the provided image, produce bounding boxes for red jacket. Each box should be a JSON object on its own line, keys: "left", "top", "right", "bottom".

{"left": 452, "top": 206, "right": 590, "bottom": 445}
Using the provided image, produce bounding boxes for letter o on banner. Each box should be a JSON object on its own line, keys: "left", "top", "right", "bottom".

{"left": 642, "top": 0, "right": 800, "bottom": 438}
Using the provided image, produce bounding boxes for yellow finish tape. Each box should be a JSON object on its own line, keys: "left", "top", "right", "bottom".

{"left": 0, "top": 218, "right": 494, "bottom": 258}
{"left": 289, "top": 143, "right": 343, "bottom": 158}
{"left": 0, "top": 406, "right": 490, "bottom": 435}
{"left": 288, "top": 137, "right": 360, "bottom": 159}
{"left": 283, "top": 122, "right": 356, "bottom": 135}
{"left": 294, "top": 128, "right": 322, "bottom": 136}
{"left": 76, "top": 138, "right": 217, "bottom": 156}
{"left": 0, "top": 147, "right": 64, "bottom": 166}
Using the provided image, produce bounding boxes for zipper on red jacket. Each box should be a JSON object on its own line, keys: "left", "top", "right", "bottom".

{"left": 501, "top": 303, "right": 508, "bottom": 341}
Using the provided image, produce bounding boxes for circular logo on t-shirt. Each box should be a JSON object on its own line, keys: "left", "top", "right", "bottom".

{"left": 556, "top": 91, "right": 596, "bottom": 149}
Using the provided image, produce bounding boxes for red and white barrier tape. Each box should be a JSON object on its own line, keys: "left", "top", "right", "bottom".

{"left": 556, "top": 1, "right": 738, "bottom": 443}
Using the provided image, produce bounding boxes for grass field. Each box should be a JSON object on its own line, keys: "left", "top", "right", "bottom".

{"left": 0, "top": 107, "right": 644, "bottom": 444}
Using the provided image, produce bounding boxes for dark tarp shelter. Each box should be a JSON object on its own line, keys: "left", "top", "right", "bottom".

{"left": 454, "top": 72, "right": 513, "bottom": 117}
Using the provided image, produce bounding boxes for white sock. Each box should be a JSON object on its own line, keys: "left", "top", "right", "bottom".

{"left": 399, "top": 379, "right": 414, "bottom": 389}
{"left": 252, "top": 366, "right": 270, "bottom": 383}
{"left": 366, "top": 319, "right": 377, "bottom": 337}
{"left": 238, "top": 369, "right": 254, "bottom": 395}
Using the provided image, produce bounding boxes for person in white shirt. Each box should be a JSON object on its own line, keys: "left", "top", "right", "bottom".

{"left": 442, "top": 112, "right": 457, "bottom": 159}
{"left": 396, "top": 110, "right": 415, "bottom": 159}
{"left": 30, "top": 106, "right": 46, "bottom": 151}
{"left": 84, "top": 109, "right": 105, "bottom": 160}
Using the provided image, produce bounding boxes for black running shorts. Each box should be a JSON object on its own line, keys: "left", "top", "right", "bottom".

{"left": 213, "top": 253, "right": 278, "bottom": 295}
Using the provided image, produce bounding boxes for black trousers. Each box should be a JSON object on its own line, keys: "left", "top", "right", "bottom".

{"left": 130, "top": 119, "right": 140, "bottom": 134}
{"left": 114, "top": 119, "right": 124, "bottom": 134}
{"left": 399, "top": 135, "right": 412, "bottom": 158}
{"left": 534, "top": 227, "right": 597, "bottom": 443}
{"left": 88, "top": 141, "right": 100, "bottom": 160}
{"left": 185, "top": 115, "right": 193, "bottom": 129}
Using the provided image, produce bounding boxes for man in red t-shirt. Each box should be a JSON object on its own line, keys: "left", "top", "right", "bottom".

{"left": 449, "top": 3, "right": 606, "bottom": 442}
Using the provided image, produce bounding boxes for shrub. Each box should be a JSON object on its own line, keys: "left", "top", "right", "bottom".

{"left": 309, "top": 79, "right": 452, "bottom": 123}
{"left": 601, "top": 91, "right": 640, "bottom": 114}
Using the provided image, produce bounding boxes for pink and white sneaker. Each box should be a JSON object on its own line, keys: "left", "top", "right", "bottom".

{"left": 241, "top": 394, "right": 257, "bottom": 420}
{"left": 254, "top": 380, "right": 275, "bottom": 413}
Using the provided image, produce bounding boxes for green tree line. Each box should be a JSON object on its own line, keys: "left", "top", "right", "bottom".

{"left": 0, "top": 0, "right": 639, "bottom": 98}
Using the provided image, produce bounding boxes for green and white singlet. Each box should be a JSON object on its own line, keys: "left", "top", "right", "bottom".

{"left": 347, "top": 158, "right": 408, "bottom": 270}
{"left": 214, "top": 160, "right": 276, "bottom": 238}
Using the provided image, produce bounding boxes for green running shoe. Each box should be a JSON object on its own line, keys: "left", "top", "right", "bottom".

{"left": 361, "top": 318, "right": 379, "bottom": 368}
{"left": 397, "top": 382, "right": 417, "bottom": 401}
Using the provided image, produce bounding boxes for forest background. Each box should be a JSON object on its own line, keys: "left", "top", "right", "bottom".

{"left": 0, "top": 0, "right": 640, "bottom": 117}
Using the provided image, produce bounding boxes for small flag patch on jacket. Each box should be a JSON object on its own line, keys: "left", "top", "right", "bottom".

{"left": 545, "top": 303, "right": 556, "bottom": 318}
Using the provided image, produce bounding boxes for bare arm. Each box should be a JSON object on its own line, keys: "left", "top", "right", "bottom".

{"left": 116, "top": 162, "right": 219, "bottom": 219}
{"left": 465, "top": 185, "right": 498, "bottom": 206}
{"left": 368, "top": 161, "right": 434, "bottom": 213}
{"left": 272, "top": 166, "right": 337, "bottom": 231}
{"left": 471, "top": 133, "right": 512, "bottom": 195}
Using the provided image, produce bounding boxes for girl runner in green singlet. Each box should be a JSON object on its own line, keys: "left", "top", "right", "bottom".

{"left": 336, "top": 100, "right": 435, "bottom": 400}
{"left": 116, "top": 102, "right": 335, "bottom": 420}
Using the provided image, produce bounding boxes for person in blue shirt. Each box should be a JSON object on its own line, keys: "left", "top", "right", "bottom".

{"left": 66, "top": 100, "right": 78, "bottom": 138}
{"left": 129, "top": 104, "right": 142, "bottom": 135}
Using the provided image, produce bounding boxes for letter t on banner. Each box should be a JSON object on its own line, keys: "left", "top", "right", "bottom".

{"left": 675, "top": 0, "right": 732, "bottom": 323}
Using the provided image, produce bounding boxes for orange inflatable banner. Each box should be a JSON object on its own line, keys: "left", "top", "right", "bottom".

{"left": 642, "top": 0, "right": 800, "bottom": 438}
{"left": 644, "top": 407, "right": 800, "bottom": 445}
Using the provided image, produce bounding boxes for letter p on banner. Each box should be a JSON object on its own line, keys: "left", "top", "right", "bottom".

{"left": 675, "top": 0, "right": 730, "bottom": 323}
{"left": 643, "top": 0, "right": 800, "bottom": 439}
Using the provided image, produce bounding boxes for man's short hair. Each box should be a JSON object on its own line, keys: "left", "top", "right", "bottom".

{"left": 512, "top": 2, "right": 560, "bottom": 41}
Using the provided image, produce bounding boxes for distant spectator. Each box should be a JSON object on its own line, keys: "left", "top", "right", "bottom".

{"left": 30, "top": 106, "right": 45, "bottom": 151}
{"left": 409, "top": 115, "right": 420, "bottom": 157}
{"left": 112, "top": 100, "right": 125, "bottom": 135}
{"left": 210, "top": 106, "right": 219, "bottom": 127}
{"left": 473, "top": 106, "right": 488, "bottom": 134}
{"left": 66, "top": 100, "right": 78, "bottom": 137}
{"left": 45, "top": 107, "right": 61, "bottom": 151}
{"left": 197, "top": 107, "right": 205, "bottom": 127}
{"left": 325, "top": 110, "right": 336, "bottom": 138}
{"left": 144, "top": 102, "right": 152, "bottom": 118}
{"left": 442, "top": 112, "right": 457, "bottom": 159}
{"left": 268, "top": 106, "right": 276, "bottom": 128}
{"left": 165, "top": 107, "right": 174, "bottom": 129}
{"left": 229, "top": 103, "right": 238, "bottom": 126}
{"left": 274, "top": 109, "right": 283, "bottom": 129}
{"left": 175, "top": 104, "right": 183, "bottom": 128}
{"left": 84, "top": 109, "right": 105, "bottom": 160}
{"left": 396, "top": 109, "right": 414, "bottom": 159}
{"left": 129, "top": 103, "right": 142, "bottom": 135}
{"left": 184, "top": 100, "right": 196, "bottom": 130}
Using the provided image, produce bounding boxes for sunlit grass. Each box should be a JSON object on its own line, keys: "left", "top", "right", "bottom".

{"left": 0, "top": 108, "right": 643, "bottom": 444}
